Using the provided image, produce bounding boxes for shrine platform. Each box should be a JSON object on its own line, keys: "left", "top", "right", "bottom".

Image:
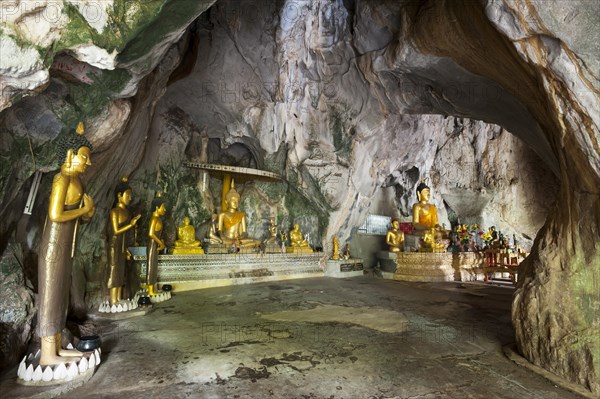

{"left": 132, "top": 251, "right": 325, "bottom": 292}
{"left": 376, "top": 252, "right": 487, "bottom": 282}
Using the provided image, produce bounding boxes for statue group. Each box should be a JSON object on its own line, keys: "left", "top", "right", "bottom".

{"left": 385, "top": 180, "right": 448, "bottom": 253}
{"left": 31, "top": 123, "right": 316, "bottom": 379}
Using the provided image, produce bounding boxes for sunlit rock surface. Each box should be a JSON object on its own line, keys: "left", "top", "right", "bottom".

{"left": 0, "top": 0, "right": 597, "bottom": 392}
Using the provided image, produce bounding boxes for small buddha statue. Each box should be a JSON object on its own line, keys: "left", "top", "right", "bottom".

{"left": 264, "top": 217, "right": 278, "bottom": 245}
{"left": 217, "top": 182, "right": 260, "bottom": 248}
{"left": 287, "top": 224, "right": 313, "bottom": 253}
{"left": 423, "top": 228, "right": 446, "bottom": 252}
{"left": 385, "top": 218, "right": 405, "bottom": 252}
{"left": 171, "top": 216, "right": 204, "bottom": 254}
{"left": 146, "top": 194, "right": 166, "bottom": 296}
{"left": 206, "top": 212, "right": 223, "bottom": 244}
{"left": 331, "top": 236, "right": 340, "bottom": 260}
{"left": 343, "top": 243, "right": 351, "bottom": 259}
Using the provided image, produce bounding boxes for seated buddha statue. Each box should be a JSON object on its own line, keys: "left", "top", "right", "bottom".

{"left": 206, "top": 212, "right": 223, "bottom": 244}
{"left": 423, "top": 228, "right": 446, "bottom": 252}
{"left": 171, "top": 216, "right": 204, "bottom": 254}
{"left": 217, "top": 185, "right": 260, "bottom": 248}
{"left": 287, "top": 224, "right": 313, "bottom": 253}
{"left": 412, "top": 181, "right": 447, "bottom": 251}
{"left": 264, "top": 217, "right": 278, "bottom": 245}
{"left": 385, "top": 218, "right": 404, "bottom": 252}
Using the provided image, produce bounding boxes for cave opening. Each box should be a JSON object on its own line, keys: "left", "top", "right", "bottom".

{"left": 0, "top": 0, "right": 597, "bottom": 397}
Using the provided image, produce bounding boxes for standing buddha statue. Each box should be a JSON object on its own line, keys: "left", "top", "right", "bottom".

{"left": 37, "top": 122, "right": 95, "bottom": 366}
{"left": 146, "top": 194, "right": 166, "bottom": 296}
{"left": 107, "top": 176, "right": 141, "bottom": 306}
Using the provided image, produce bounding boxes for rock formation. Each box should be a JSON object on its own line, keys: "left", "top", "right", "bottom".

{"left": 0, "top": 0, "right": 597, "bottom": 392}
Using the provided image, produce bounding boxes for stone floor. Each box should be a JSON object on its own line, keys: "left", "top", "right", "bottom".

{"left": 1, "top": 276, "right": 586, "bottom": 398}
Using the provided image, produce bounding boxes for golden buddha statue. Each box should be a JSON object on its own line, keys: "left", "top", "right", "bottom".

{"left": 264, "top": 217, "right": 278, "bottom": 245}
{"left": 38, "top": 121, "right": 95, "bottom": 366}
{"left": 412, "top": 181, "right": 440, "bottom": 231}
{"left": 343, "top": 243, "right": 351, "bottom": 259}
{"left": 146, "top": 194, "right": 166, "bottom": 296}
{"left": 287, "top": 223, "right": 313, "bottom": 253}
{"left": 206, "top": 212, "right": 223, "bottom": 244}
{"left": 217, "top": 183, "right": 260, "bottom": 248}
{"left": 412, "top": 181, "right": 447, "bottom": 252}
{"left": 171, "top": 216, "right": 204, "bottom": 254}
{"left": 423, "top": 228, "right": 446, "bottom": 252}
{"left": 108, "top": 176, "right": 141, "bottom": 306}
{"left": 331, "top": 236, "right": 340, "bottom": 260}
{"left": 385, "top": 218, "right": 405, "bottom": 252}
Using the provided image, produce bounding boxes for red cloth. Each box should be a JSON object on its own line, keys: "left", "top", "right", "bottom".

{"left": 399, "top": 222, "right": 413, "bottom": 234}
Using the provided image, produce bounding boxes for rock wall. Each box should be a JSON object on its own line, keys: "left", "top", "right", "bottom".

{"left": 0, "top": 0, "right": 597, "bottom": 392}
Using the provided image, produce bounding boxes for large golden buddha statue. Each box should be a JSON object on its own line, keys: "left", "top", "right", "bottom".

{"left": 412, "top": 181, "right": 447, "bottom": 252}
{"left": 217, "top": 183, "right": 260, "bottom": 248}
{"left": 385, "top": 218, "right": 404, "bottom": 252}
{"left": 287, "top": 223, "right": 313, "bottom": 253}
{"left": 412, "top": 181, "right": 440, "bottom": 231}
{"left": 171, "top": 216, "right": 205, "bottom": 254}
{"left": 38, "top": 122, "right": 95, "bottom": 366}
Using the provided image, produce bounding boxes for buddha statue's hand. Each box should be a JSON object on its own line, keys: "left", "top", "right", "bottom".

{"left": 82, "top": 194, "right": 95, "bottom": 219}
{"left": 131, "top": 214, "right": 141, "bottom": 226}
{"left": 82, "top": 193, "right": 94, "bottom": 212}
{"left": 157, "top": 241, "right": 165, "bottom": 251}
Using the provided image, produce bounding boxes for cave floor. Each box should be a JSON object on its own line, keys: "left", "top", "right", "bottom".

{"left": 2, "top": 276, "right": 584, "bottom": 399}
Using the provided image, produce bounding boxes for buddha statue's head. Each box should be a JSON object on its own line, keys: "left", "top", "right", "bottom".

{"left": 114, "top": 176, "right": 132, "bottom": 206}
{"left": 58, "top": 121, "right": 93, "bottom": 173}
{"left": 182, "top": 216, "right": 191, "bottom": 225}
{"left": 416, "top": 181, "right": 431, "bottom": 203}
{"left": 151, "top": 194, "right": 166, "bottom": 216}
{"left": 226, "top": 188, "right": 240, "bottom": 210}
{"left": 391, "top": 218, "right": 400, "bottom": 229}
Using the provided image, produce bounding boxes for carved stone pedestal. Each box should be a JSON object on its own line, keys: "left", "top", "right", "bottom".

{"left": 286, "top": 246, "right": 313, "bottom": 254}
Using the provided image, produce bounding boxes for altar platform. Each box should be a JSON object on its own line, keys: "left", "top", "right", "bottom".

{"left": 376, "top": 252, "right": 487, "bottom": 283}
{"left": 133, "top": 251, "right": 324, "bottom": 292}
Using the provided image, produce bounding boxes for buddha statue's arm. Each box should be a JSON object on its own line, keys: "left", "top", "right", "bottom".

{"left": 411, "top": 203, "right": 420, "bottom": 225}
{"left": 111, "top": 211, "right": 140, "bottom": 235}
{"left": 217, "top": 213, "right": 225, "bottom": 234}
{"left": 239, "top": 214, "right": 247, "bottom": 238}
{"left": 431, "top": 205, "right": 439, "bottom": 227}
{"left": 149, "top": 218, "right": 165, "bottom": 251}
{"left": 385, "top": 231, "right": 394, "bottom": 246}
{"left": 48, "top": 174, "right": 94, "bottom": 222}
